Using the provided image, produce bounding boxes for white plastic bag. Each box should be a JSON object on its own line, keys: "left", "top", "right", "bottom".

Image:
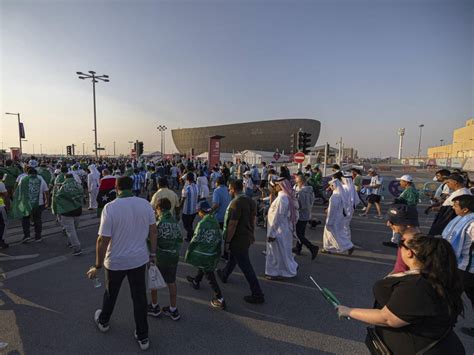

{"left": 148, "top": 264, "right": 167, "bottom": 290}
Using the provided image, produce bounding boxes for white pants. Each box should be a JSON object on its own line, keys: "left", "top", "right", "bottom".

{"left": 60, "top": 215, "right": 80, "bottom": 248}
{"left": 89, "top": 188, "right": 98, "bottom": 209}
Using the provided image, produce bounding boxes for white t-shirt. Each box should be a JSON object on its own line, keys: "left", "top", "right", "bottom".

{"left": 368, "top": 175, "right": 383, "bottom": 195}
{"left": 99, "top": 196, "right": 156, "bottom": 270}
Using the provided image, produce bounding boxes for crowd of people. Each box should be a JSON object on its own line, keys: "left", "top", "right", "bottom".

{"left": 0, "top": 156, "right": 473, "bottom": 353}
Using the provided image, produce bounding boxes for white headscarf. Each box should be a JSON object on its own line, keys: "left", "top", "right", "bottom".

{"left": 88, "top": 164, "right": 100, "bottom": 178}
{"left": 341, "top": 176, "right": 360, "bottom": 212}
{"left": 329, "top": 178, "right": 351, "bottom": 216}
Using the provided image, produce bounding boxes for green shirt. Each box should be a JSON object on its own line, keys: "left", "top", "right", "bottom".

{"left": 398, "top": 186, "right": 419, "bottom": 206}
{"left": 155, "top": 211, "right": 183, "bottom": 267}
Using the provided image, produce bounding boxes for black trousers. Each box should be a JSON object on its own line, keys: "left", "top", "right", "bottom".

{"left": 222, "top": 248, "right": 263, "bottom": 297}
{"left": 194, "top": 269, "right": 223, "bottom": 299}
{"left": 21, "top": 205, "right": 44, "bottom": 240}
{"left": 459, "top": 269, "right": 474, "bottom": 307}
{"left": 182, "top": 213, "right": 196, "bottom": 240}
{"left": 295, "top": 220, "right": 315, "bottom": 252}
{"left": 99, "top": 264, "right": 148, "bottom": 340}
{"left": 0, "top": 207, "right": 6, "bottom": 242}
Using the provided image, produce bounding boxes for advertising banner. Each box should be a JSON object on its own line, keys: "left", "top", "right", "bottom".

{"left": 208, "top": 135, "right": 224, "bottom": 168}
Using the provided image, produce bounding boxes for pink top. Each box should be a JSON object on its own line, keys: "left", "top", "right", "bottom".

{"left": 392, "top": 248, "right": 409, "bottom": 273}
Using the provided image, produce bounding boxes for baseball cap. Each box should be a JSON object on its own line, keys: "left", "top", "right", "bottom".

{"left": 198, "top": 200, "right": 212, "bottom": 213}
{"left": 445, "top": 174, "right": 465, "bottom": 184}
{"left": 387, "top": 204, "right": 419, "bottom": 226}
{"left": 396, "top": 175, "right": 413, "bottom": 183}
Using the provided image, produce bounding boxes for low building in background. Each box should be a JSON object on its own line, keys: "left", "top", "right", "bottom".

{"left": 428, "top": 118, "right": 474, "bottom": 158}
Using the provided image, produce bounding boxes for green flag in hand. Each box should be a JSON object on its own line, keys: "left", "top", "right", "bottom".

{"left": 54, "top": 177, "right": 84, "bottom": 215}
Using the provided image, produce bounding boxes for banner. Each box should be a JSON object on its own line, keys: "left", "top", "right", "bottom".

{"left": 208, "top": 136, "right": 224, "bottom": 168}
{"left": 19, "top": 122, "right": 26, "bottom": 139}
{"left": 10, "top": 147, "right": 21, "bottom": 161}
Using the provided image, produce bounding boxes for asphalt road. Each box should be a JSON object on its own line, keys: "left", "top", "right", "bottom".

{"left": 1, "top": 202, "right": 473, "bottom": 355}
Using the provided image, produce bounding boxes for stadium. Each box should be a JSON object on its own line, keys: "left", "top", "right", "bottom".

{"left": 171, "top": 118, "right": 321, "bottom": 155}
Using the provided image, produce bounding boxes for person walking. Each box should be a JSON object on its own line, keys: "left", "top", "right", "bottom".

{"left": 11, "top": 167, "right": 49, "bottom": 243}
{"left": 87, "top": 164, "right": 100, "bottom": 210}
{"left": 0, "top": 179, "right": 10, "bottom": 249}
{"left": 350, "top": 168, "right": 366, "bottom": 208}
{"left": 211, "top": 177, "right": 231, "bottom": 230}
{"left": 265, "top": 178, "right": 299, "bottom": 280}
{"left": 147, "top": 197, "right": 182, "bottom": 320}
{"left": 53, "top": 173, "right": 84, "bottom": 255}
{"left": 180, "top": 173, "right": 199, "bottom": 242}
{"left": 217, "top": 180, "right": 265, "bottom": 304}
{"left": 293, "top": 174, "right": 319, "bottom": 259}
{"left": 87, "top": 176, "right": 157, "bottom": 351}
{"left": 185, "top": 201, "right": 226, "bottom": 310}
{"left": 360, "top": 168, "right": 383, "bottom": 219}
{"left": 150, "top": 177, "right": 180, "bottom": 219}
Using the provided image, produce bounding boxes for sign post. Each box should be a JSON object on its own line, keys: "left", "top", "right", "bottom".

{"left": 208, "top": 135, "right": 225, "bottom": 168}
{"left": 294, "top": 151, "right": 305, "bottom": 172}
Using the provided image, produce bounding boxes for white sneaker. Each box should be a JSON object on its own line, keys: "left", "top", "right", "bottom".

{"left": 361, "top": 207, "right": 367, "bottom": 211}
{"left": 94, "top": 309, "right": 110, "bottom": 332}
{"left": 134, "top": 331, "right": 150, "bottom": 351}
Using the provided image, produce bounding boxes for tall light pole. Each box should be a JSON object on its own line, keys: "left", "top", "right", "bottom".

{"left": 157, "top": 125, "right": 167, "bottom": 154}
{"left": 76, "top": 71, "right": 109, "bottom": 158}
{"left": 440, "top": 139, "right": 444, "bottom": 146}
{"left": 113, "top": 141, "right": 116, "bottom": 156}
{"left": 417, "top": 124, "right": 424, "bottom": 158}
{"left": 82, "top": 141, "right": 85, "bottom": 155}
{"left": 5, "top": 112, "right": 23, "bottom": 155}
{"left": 397, "top": 128, "right": 405, "bottom": 160}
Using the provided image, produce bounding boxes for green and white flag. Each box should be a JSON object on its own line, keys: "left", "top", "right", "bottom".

{"left": 54, "top": 177, "right": 84, "bottom": 215}
{"left": 10, "top": 175, "right": 41, "bottom": 219}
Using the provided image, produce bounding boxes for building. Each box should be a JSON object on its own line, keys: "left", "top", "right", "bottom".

{"left": 171, "top": 118, "right": 320, "bottom": 155}
{"left": 428, "top": 118, "right": 474, "bottom": 158}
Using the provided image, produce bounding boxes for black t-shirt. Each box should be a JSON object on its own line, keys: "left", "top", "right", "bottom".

{"left": 373, "top": 274, "right": 463, "bottom": 354}
{"left": 226, "top": 194, "right": 256, "bottom": 253}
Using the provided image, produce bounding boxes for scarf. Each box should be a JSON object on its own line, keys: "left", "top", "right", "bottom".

{"left": 54, "top": 177, "right": 84, "bottom": 215}
{"left": 277, "top": 179, "right": 298, "bottom": 226}
{"left": 10, "top": 175, "right": 41, "bottom": 219}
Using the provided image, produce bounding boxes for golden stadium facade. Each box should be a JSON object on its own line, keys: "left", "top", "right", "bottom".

{"left": 171, "top": 118, "right": 321, "bottom": 155}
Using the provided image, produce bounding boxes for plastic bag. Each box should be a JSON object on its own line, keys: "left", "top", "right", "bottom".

{"left": 148, "top": 264, "right": 166, "bottom": 290}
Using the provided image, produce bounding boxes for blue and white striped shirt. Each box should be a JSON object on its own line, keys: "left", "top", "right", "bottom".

{"left": 182, "top": 183, "right": 199, "bottom": 215}
{"left": 132, "top": 174, "right": 143, "bottom": 191}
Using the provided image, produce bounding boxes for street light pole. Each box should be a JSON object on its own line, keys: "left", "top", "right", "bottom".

{"left": 113, "top": 141, "right": 116, "bottom": 156}
{"left": 417, "top": 124, "right": 424, "bottom": 158}
{"left": 5, "top": 112, "right": 22, "bottom": 155}
{"left": 76, "top": 71, "right": 110, "bottom": 158}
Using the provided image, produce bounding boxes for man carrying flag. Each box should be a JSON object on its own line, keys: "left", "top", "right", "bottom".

{"left": 53, "top": 173, "right": 84, "bottom": 255}
{"left": 11, "top": 167, "right": 49, "bottom": 243}
{"left": 96, "top": 169, "right": 116, "bottom": 217}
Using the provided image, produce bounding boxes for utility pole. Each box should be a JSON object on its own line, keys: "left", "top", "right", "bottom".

{"left": 417, "top": 124, "right": 425, "bottom": 158}
{"left": 113, "top": 141, "right": 116, "bottom": 156}
{"left": 323, "top": 143, "right": 329, "bottom": 177}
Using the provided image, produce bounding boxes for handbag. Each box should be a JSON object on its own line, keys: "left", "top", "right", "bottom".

{"left": 148, "top": 264, "right": 167, "bottom": 290}
{"left": 365, "top": 327, "right": 391, "bottom": 355}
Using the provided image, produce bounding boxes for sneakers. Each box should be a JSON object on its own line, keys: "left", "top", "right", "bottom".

{"left": 186, "top": 276, "right": 200, "bottom": 290}
{"left": 374, "top": 215, "right": 384, "bottom": 220}
{"left": 147, "top": 304, "right": 161, "bottom": 317}
{"left": 94, "top": 309, "right": 110, "bottom": 332}
{"left": 361, "top": 207, "right": 367, "bottom": 212}
{"left": 0, "top": 241, "right": 9, "bottom": 249}
{"left": 359, "top": 213, "right": 368, "bottom": 217}
{"left": 210, "top": 297, "right": 226, "bottom": 310}
{"left": 72, "top": 248, "right": 82, "bottom": 256}
{"left": 311, "top": 245, "right": 319, "bottom": 260}
{"left": 243, "top": 294, "right": 265, "bottom": 304}
{"left": 216, "top": 269, "right": 227, "bottom": 284}
{"left": 162, "top": 306, "right": 181, "bottom": 321}
{"left": 264, "top": 275, "right": 283, "bottom": 281}
{"left": 134, "top": 331, "right": 150, "bottom": 351}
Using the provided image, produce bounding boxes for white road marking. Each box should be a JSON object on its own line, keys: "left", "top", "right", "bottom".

{"left": 0, "top": 254, "right": 40, "bottom": 262}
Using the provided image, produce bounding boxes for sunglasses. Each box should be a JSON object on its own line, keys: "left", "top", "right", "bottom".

{"left": 398, "top": 240, "right": 418, "bottom": 258}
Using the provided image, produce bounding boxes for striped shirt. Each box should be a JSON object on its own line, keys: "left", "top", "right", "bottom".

{"left": 132, "top": 174, "right": 143, "bottom": 191}
{"left": 182, "top": 183, "right": 199, "bottom": 215}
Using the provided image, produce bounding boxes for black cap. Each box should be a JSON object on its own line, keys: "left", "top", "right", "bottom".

{"left": 387, "top": 204, "right": 419, "bottom": 226}
{"left": 446, "top": 174, "right": 465, "bottom": 185}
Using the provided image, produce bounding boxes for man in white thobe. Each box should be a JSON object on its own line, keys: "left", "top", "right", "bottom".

{"left": 322, "top": 179, "right": 354, "bottom": 255}
{"left": 87, "top": 164, "right": 100, "bottom": 210}
{"left": 265, "top": 178, "right": 298, "bottom": 279}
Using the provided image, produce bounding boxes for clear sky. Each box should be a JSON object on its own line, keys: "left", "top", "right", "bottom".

{"left": 1, "top": 0, "right": 472, "bottom": 157}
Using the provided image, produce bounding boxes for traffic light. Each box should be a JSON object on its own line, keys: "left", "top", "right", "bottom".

{"left": 297, "top": 131, "right": 312, "bottom": 154}
{"left": 137, "top": 142, "right": 144, "bottom": 156}
{"left": 66, "top": 145, "right": 72, "bottom": 156}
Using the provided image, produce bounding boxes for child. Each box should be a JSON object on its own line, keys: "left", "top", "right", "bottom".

{"left": 185, "top": 200, "right": 226, "bottom": 310}
{"left": 148, "top": 197, "right": 183, "bottom": 320}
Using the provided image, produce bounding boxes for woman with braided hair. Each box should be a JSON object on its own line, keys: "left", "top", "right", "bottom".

{"left": 337, "top": 235, "right": 465, "bottom": 354}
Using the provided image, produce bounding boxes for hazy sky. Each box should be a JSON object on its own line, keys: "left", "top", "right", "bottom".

{"left": 1, "top": 0, "right": 472, "bottom": 157}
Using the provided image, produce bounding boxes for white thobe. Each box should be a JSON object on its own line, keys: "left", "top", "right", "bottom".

{"left": 323, "top": 187, "right": 353, "bottom": 253}
{"left": 197, "top": 176, "right": 210, "bottom": 199}
{"left": 87, "top": 173, "right": 100, "bottom": 209}
{"left": 265, "top": 192, "right": 298, "bottom": 277}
